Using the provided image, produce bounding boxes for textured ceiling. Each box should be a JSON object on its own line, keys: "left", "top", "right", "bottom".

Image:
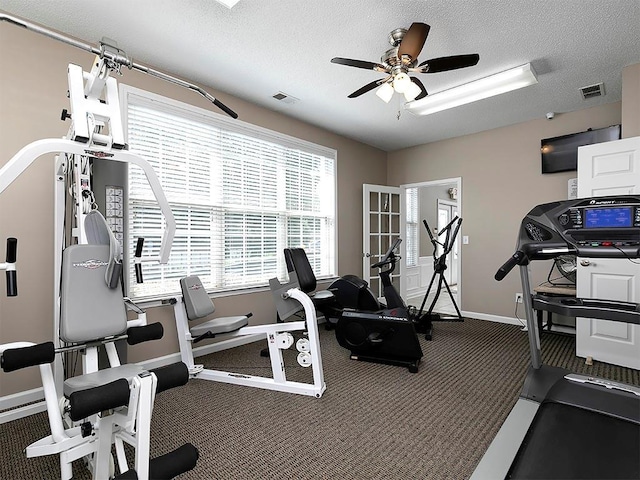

{"left": 1, "top": 0, "right": 639, "bottom": 151}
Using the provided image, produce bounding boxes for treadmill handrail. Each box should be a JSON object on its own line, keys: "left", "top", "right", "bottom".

{"left": 533, "top": 294, "right": 640, "bottom": 325}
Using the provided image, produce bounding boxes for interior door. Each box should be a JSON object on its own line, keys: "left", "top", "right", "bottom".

{"left": 437, "top": 199, "right": 459, "bottom": 286}
{"left": 363, "top": 184, "right": 402, "bottom": 303}
{"left": 576, "top": 135, "right": 640, "bottom": 369}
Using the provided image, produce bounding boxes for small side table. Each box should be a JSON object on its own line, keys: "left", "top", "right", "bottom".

{"left": 533, "top": 285, "right": 577, "bottom": 335}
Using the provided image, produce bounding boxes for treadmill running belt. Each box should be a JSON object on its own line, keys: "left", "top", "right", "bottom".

{"left": 508, "top": 402, "right": 640, "bottom": 479}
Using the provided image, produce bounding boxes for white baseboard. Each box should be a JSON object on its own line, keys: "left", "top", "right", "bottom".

{"left": 0, "top": 334, "right": 264, "bottom": 424}
{"left": 462, "top": 310, "right": 526, "bottom": 327}
{"left": 0, "top": 387, "right": 47, "bottom": 425}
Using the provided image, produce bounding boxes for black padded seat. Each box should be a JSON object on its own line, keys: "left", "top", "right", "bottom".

{"left": 63, "top": 364, "right": 144, "bottom": 397}
{"left": 283, "top": 248, "right": 339, "bottom": 324}
{"left": 190, "top": 316, "right": 249, "bottom": 337}
{"left": 284, "top": 248, "right": 335, "bottom": 305}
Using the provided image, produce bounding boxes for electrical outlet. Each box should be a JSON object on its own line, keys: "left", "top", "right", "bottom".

{"left": 515, "top": 293, "right": 524, "bottom": 304}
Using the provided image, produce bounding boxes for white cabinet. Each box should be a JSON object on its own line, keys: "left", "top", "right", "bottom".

{"left": 576, "top": 136, "right": 640, "bottom": 369}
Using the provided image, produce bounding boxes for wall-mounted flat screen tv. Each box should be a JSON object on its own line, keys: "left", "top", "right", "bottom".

{"left": 541, "top": 124, "right": 621, "bottom": 174}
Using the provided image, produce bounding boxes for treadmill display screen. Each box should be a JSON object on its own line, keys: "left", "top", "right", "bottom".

{"left": 584, "top": 207, "right": 632, "bottom": 228}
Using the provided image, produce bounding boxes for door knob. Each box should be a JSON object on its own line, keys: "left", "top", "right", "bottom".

{"left": 580, "top": 259, "right": 591, "bottom": 267}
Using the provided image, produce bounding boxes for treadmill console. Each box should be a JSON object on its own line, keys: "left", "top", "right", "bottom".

{"left": 559, "top": 202, "right": 640, "bottom": 251}
{"left": 518, "top": 196, "right": 640, "bottom": 259}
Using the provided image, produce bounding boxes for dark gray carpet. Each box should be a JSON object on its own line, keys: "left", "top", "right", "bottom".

{"left": 1, "top": 319, "right": 638, "bottom": 479}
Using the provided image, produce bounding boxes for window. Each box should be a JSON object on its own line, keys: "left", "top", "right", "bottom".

{"left": 122, "top": 86, "right": 336, "bottom": 300}
{"left": 405, "top": 187, "right": 418, "bottom": 267}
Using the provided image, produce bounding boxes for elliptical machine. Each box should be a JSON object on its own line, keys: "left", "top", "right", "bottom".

{"left": 413, "top": 216, "right": 464, "bottom": 340}
{"left": 333, "top": 239, "right": 423, "bottom": 372}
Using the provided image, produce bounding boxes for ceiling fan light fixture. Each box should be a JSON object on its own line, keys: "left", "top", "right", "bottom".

{"left": 376, "top": 82, "right": 395, "bottom": 103}
{"left": 392, "top": 72, "right": 411, "bottom": 93}
{"left": 406, "top": 63, "right": 538, "bottom": 116}
{"left": 214, "top": 0, "right": 240, "bottom": 8}
{"left": 404, "top": 81, "right": 422, "bottom": 102}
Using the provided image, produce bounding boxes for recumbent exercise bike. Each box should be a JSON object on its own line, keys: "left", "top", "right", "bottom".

{"left": 330, "top": 239, "right": 423, "bottom": 372}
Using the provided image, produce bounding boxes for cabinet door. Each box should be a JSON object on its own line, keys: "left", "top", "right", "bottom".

{"left": 576, "top": 258, "right": 640, "bottom": 369}
{"left": 576, "top": 136, "right": 640, "bottom": 368}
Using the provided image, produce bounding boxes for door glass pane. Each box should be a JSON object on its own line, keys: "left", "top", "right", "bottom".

{"left": 370, "top": 192, "right": 379, "bottom": 212}
{"left": 369, "top": 214, "right": 379, "bottom": 233}
{"left": 369, "top": 235, "right": 381, "bottom": 263}
{"left": 369, "top": 277, "right": 380, "bottom": 296}
{"left": 390, "top": 193, "right": 400, "bottom": 214}
{"left": 391, "top": 214, "right": 399, "bottom": 233}
{"left": 381, "top": 214, "right": 390, "bottom": 234}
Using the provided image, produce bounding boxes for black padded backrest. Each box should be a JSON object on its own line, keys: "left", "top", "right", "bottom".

{"left": 284, "top": 248, "right": 316, "bottom": 294}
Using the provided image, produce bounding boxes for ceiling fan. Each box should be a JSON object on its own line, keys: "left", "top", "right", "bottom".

{"left": 331, "top": 22, "right": 480, "bottom": 103}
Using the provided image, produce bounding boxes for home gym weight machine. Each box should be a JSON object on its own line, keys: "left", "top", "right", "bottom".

{"left": 471, "top": 195, "right": 640, "bottom": 480}
{"left": 412, "top": 215, "right": 463, "bottom": 340}
{"left": 172, "top": 272, "right": 326, "bottom": 398}
{"left": 1, "top": 221, "right": 199, "bottom": 479}
{"left": 0, "top": 10, "right": 237, "bottom": 396}
{"left": 0, "top": 11, "right": 239, "bottom": 477}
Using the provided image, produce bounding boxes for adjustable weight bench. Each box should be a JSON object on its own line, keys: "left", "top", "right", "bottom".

{"left": 0, "top": 212, "right": 198, "bottom": 479}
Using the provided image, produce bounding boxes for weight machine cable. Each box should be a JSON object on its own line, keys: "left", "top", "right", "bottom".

{"left": 0, "top": 12, "right": 238, "bottom": 119}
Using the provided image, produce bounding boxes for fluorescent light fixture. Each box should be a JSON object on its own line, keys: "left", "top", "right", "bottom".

{"left": 215, "top": 0, "right": 240, "bottom": 8}
{"left": 406, "top": 63, "right": 538, "bottom": 116}
{"left": 376, "top": 82, "right": 394, "bottom": 103}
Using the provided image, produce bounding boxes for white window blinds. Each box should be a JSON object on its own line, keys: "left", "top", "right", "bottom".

{"left": 123, "top": 87, "right": 336, "bottom": 300}
{"left": 405, "top": 187, "right": 418, "bottom": 267}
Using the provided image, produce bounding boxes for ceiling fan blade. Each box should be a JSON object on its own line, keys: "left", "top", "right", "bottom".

{"left": 331, "top": 57, "right": 386, "bottom": 71}
{"left": 398, "top": 23, "right": 430, "bottom": 60}
{"left": 347, "top": 78, "right": 386, "bottom": 98}
{"left": 410, "top": 77, "right": 428, "bottom": 100}
{"left": 418, "top": 54, "right": 480, "bottom": 73}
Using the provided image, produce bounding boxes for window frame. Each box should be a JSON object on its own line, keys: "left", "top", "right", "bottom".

{"left": 120, "top": 84, "right": 338, "bottom": 301}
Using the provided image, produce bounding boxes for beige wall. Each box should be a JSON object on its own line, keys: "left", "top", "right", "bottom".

{"left": 622, "top": 63, "right": 640, "bottom": 138}
{"left": 387, "top": 103, "right": 622, "bottom": 318}
{"left": 0, "top": 24, "right": 387, "bottom": 395}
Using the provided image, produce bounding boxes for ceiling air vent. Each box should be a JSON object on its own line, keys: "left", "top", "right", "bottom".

{"left": 272, "top": 92, "right": 299, "bottom": 105}
{"left": 579, "top": 82, "right": 604, "bottom": 100}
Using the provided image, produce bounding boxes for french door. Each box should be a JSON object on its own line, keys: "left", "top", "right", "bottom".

{"left": 362, "top": 184, "right": 402, "bottom": 303}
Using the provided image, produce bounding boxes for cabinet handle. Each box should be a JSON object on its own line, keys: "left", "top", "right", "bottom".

{"left": 580, "top": 259, "right": 591, "bottom": 267}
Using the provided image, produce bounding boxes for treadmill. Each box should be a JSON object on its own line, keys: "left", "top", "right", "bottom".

{"left": 471, "top": 195, "right": 640, "bottom": 480}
